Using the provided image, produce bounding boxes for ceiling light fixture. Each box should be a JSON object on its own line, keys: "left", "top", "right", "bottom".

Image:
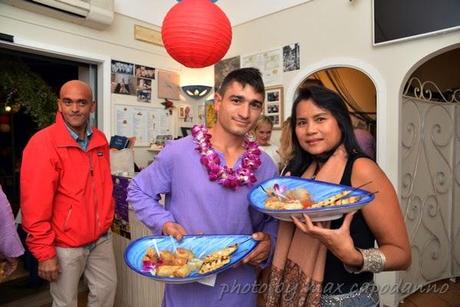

{"left": 181, "top": 85, "right": 212, "bottom": 99}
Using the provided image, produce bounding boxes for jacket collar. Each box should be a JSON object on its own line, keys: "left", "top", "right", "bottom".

{"left": 53, "top": 112, "right": 106, "bottom": 150}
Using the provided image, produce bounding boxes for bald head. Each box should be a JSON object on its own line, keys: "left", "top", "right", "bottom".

{"left": 58, "top": 80, "right": 95, "bottom": 137}
{"left": 60, "top": 80, "right": 93, "bottom": 101}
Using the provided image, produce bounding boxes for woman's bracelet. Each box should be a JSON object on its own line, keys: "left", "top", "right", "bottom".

{"left": 344, "top": 248, "right": 386, "bottom": 274}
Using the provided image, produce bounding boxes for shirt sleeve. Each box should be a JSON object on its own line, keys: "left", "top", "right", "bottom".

{"left": 127, "top": 144, "right": 176, "bottom": 235}
{"left": 250, "top": 153, "right": 279, "bottom": 268}
{"left": 0, "top": 186, "right": 24, "bottom": 258}
{"left": 20, "top": 135, "right": 58, "bottom": 261}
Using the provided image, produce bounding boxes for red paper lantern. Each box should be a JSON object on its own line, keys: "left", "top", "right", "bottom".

{"left": 162, "top": 0, "right": 232, "bottom": 68}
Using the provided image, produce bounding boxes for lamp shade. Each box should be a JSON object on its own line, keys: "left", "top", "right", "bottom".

{"left": 182, "top": 85, "right": 212, "bottom": 99}
{"left": 162, "top": 0, "right": 232, "bottom": 68}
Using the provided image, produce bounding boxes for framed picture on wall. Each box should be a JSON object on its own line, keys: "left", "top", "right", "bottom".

{"left": 158, "top": 70, "right": 180, "bottom": 100}
{"left": 205, "top": 99, "right": 217, "bottom": 128}
{"left": 264, "top": 85, "right": 283, "bottom": 129}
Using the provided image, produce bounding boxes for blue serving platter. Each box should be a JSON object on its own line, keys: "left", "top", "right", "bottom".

{"left": 248, "top": 177, "right": 375, "bottom": 222}
{"left": 124, "top": 234, "right": 257, "bottom": 284}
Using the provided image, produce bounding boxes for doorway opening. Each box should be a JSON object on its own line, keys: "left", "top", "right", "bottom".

{"left": 400, "top": 45, "right": 460, "bottom": 301}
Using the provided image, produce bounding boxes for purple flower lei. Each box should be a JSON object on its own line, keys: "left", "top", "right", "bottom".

{"left": 191, "top": 124, "right": 261, "bottom": 189}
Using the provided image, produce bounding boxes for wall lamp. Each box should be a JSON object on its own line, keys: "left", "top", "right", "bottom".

{"left": 181, "top": 85, "right": 212, "bottom": 99}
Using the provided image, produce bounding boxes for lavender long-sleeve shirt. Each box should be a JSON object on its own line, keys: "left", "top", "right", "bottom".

{"left": 128, "top": 136, "right": 278, "bottom": 307}
{"left": 0, "top": 185, "right": 24, "bottom": 258}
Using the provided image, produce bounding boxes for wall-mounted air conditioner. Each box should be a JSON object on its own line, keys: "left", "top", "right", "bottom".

{"left": 4, "top": 0, "right": 114, "bottom": 29}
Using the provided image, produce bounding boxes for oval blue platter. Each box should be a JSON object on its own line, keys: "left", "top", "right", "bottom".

{"left": 124, "top": 234, "right": 257, "bottom": 284}
{"left": 248, "top": 176, "right": 375, "bottom": 222}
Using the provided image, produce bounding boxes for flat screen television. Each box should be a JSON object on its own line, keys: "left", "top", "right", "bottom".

{"left": 373, "top": 0, "right": 460, "bottom": 45}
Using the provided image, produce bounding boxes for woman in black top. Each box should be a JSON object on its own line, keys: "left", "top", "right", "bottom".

{"left": 266, "top": 86, "right": 411, "bottom": 307}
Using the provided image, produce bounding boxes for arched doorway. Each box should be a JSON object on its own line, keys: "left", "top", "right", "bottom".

{"left": 298, "top": 67, "right": 377, "bottom": 159}
{"left": 400, "top": 45, "right": 460, "bottom": 300}
{"left": 286, "top": 59, "right": 379, "bottom": 160}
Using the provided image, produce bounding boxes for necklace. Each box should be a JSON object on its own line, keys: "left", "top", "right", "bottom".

{"left": 311, "top": 162, "right": 320, "bottom": 180}
{"left": 191, "top": 124, "right": 261, "bottom": 189}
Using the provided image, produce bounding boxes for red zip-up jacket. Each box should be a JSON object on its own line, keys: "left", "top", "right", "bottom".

{"left": 20, "top": 113, "right": 114, "bottom": 262}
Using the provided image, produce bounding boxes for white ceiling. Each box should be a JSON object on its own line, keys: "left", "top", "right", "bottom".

{"left": 114, "top": 0, "right": 312, "bottom": 28}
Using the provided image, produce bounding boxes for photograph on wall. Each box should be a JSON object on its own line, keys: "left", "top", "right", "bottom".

{"left": 111, "top": 73, "right": 136, "bottom": 95}
{"left": 178, "top": 105, "right": 192, "bottom": 122}
{"left": 178, "top": 105, "right": 186, "bottom": 118}
{"left": 214, "top": 56, "right": 241, "bottom": 90}
{"left": 136, "top": 90, "right": 151, "bottom": 103}
{"left": 205, "top": 99, "right": 217, "bottom": 128}
{"left": 267, "top": 115, "right": 280, "bottom": 127}
{"left": 283, "top": 43, "right": 300, "bottom": 72}
{"left": 136, "top": 78, "right": 152, "bottom": 91}
{"left": 158, "top": 70, "right": 180, "bottom": 100}
{"left": 111, "top": 60, "right": 134, "bottom": 75}
{"left": 135, "top": 64, "right": 156, "bottom": 79}
{"left": 264, "top": 85, "right": 283, "bottom": 129}
{"left": 242, "top": 49, "right": 282, "bottom": 86}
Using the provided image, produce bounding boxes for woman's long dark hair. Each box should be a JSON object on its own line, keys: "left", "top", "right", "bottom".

{"left": 284, "top": 85, "right": 365, "bottom": 176}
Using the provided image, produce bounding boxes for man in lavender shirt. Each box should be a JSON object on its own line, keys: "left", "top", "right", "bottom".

{"left": 128, "top": 68, "right": 278, "bottom": 307}
{"left": 0, "top": 184, "right": 24, "bottom": 278}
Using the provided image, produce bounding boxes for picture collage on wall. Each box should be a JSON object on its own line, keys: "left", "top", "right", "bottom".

{"left": 111, "top": 60, "right": 156, "bottom": 103}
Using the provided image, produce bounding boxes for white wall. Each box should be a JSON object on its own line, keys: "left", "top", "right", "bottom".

{"left": 225, "top": 0, "right": 460, "bottom": 305}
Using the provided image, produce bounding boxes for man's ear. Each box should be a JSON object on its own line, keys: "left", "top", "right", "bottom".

{"left": 57, "top": 98, "right": 62, "bottom": 112}
{"left": 213, "top": 92, "right": 222, "bottom": 113}
{"left": 90, "top": 101, "right": 96, "bottom": 113}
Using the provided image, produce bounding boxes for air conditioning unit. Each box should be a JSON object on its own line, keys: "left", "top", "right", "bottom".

{"left": 4, "top": 0, "right": 114, "bottom": 29}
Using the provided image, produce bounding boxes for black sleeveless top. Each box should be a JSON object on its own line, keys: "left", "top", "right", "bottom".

{"left": 322, "top": 153, "right": 375, "bottom": 295}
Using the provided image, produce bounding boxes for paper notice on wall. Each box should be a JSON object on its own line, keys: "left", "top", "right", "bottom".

{"left": 114, "top": 105, "right": 172, "bottom": 146}
{"left": 116, "top": 106, "right": 132, "bottom": 137}
{"left": 241, "top": 49, "right": 283, "bottom": 85}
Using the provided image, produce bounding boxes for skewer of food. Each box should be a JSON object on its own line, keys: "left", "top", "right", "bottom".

{"left": 199, "top": 243, "right": 239, "bottom": 274}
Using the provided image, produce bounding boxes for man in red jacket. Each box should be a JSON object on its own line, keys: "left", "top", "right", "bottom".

{"left": 21, "top": 80, "right": 116, "bottom": 307}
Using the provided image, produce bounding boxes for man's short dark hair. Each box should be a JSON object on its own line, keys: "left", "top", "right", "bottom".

{"left": 217, "top": 67, "right": 265, "bottom": 98}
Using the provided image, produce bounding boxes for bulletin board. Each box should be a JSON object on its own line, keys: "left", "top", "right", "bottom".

{"left": 114, "top": 104, "right": 172, "bottom": 146}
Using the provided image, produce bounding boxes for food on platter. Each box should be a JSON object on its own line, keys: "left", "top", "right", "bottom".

{"left": 142, "top": 247, "right": 196, "bottom": 278}
{"left": 125, "top": 235, "right": 258, "bottom": 283}
{"left": 310, "top": 190, "right": 362, "bottom": 208}
{"left": 249, "top": 177, "right": 375, "bottom": 222}
{"left": 141, "top": 243, "right": 242, "bottom": 278}
{"left": 157, "top": 264, "right": 191, "bottom": 278}
{"left": 265, "top": 198, "right": 304, "bottom": 210}
{"left": 203, "top": 243, "right": 238, "bottom": 261}
{"left": 199, "top": 243, "right": 239, "bottom": 274}
{"left": 263, "top": 184, "right": 362, "bottom": 210}
{"left": 199, "top": 255, "right": 231, "bottom": 274}
{"left": 264, "top": 185, "right": 313, "bottom": 210}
